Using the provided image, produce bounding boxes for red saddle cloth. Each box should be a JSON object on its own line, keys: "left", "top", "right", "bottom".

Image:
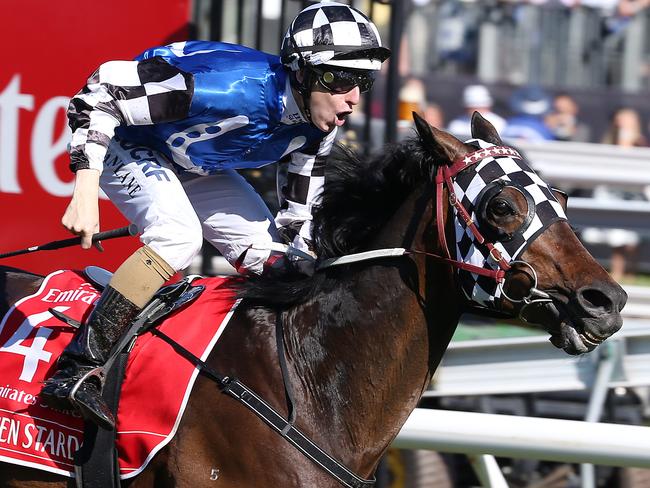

{"left": 0, "top": 269, "right": 239, "bottom": 479}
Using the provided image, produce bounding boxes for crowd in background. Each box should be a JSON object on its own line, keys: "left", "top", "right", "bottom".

{"left": 396, "top": 79, "right": 650, "bottom": 146}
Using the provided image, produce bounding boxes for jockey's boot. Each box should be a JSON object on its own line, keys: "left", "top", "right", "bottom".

{"left": 41, "top": 286, "right": 141, "bottom": 430}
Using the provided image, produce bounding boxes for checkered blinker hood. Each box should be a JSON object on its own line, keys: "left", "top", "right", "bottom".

{"left": 453, "top": 140, "right": 567, "bottom": 309}
{"left": 281, "top": 1, "right": 390, "bottom": 71}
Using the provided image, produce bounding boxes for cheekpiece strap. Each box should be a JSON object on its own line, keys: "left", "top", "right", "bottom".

{"left": 433, "top": 165, "right": 510, "bottom": 283}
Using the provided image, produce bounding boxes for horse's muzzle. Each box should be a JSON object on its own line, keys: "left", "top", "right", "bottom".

{"left": 522, "top": 282, "right": 627, "bottom": 355}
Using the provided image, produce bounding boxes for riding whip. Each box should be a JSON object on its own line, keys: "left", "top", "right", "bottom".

{"left": 0, "top": 224, "right": 139, "bottom": 259}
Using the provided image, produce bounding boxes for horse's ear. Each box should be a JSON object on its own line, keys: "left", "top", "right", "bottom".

{"left": 412, "top": 112, "right": 470, "bottom": 164}
{"left": 470, "top": 111, "right": 503, "bottom": 145}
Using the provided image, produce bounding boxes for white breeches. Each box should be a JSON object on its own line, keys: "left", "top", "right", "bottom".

{"left": 100, "top": 138, "right": 279, "bottom": 274}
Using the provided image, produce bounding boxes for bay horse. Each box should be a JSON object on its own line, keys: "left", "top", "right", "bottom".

{"left": 0, "top": 113, "right": 626, "bottom": 487}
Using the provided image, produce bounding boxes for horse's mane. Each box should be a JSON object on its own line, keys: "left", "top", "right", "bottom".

{"left": 238, "top": 137, "right": 436, "bottom": 307}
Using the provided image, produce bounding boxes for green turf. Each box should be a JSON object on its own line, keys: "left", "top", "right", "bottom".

{"left": 453, "top": 318, "right": 546, "bottom": 342}
{"left": 621, "top": 273, "right": 650, "bottom": 286}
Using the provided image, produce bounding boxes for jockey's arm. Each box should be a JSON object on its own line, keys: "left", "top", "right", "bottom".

{"left": 62, "top": 169, "right": 101, "bottom": 249}
{"left": 65, "top": 57, "right": 193, "bottom": 246}
{"left": 275, "top": 128, "right": 337, "bottom": 256}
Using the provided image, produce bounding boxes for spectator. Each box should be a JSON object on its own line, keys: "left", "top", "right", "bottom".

{"left": 447, "top": 84, "right": 506, "bottom": 140}
{"left": 580, "top": 107, "right": 648, "bottom": 281}
{"left": 596, "top": 0, "right": 650, "bottom": 34}
{"left": 601, "top": 107, "right": 648, "bottom": 147}
{"left": 424, "top": 102, "right": 445, "bottom": 129}
{"left": 502, "top": 85, "right": 556, "bottom": 142}
{"left": 398, "top": 77, "right": 427, "bottom": 122}
{"left": 544, "top": 93, "right": 591, "bottom": 142}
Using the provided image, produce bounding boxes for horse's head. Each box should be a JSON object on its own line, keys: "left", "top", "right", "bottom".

{"left": 413, "top": 111, "right": 626, "bottom": 355}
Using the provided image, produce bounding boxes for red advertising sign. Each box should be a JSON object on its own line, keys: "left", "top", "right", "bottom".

{"left": 1, "top": 0, "right": 190, "bottom": 274}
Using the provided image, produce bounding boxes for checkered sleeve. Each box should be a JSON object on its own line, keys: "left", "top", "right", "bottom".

{"left": 68, "top": 56, "right": 194, "bottom": 172}
{"left": 275, "top": 128, "right": 337, "bottom": 253}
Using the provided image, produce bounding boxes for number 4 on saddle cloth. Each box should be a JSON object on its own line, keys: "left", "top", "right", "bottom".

{"left": 0, "top": 267, "right": 239, "bottom": 481}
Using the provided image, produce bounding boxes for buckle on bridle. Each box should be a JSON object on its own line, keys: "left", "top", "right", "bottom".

{"left": 489, "top": 247, "right": 503, "bottom": 263}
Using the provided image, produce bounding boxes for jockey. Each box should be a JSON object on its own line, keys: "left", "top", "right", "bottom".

{"left": 41, "top": 1, "right": 389, "bottom": 430}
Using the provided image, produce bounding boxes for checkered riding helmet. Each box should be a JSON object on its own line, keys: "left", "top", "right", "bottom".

{"left": 281, "top": 1, "right": 391, "bottom": 72}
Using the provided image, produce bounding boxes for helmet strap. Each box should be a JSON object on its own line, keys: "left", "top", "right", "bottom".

{"left": 291, "top": 69, "right": 315, "bottom": 123}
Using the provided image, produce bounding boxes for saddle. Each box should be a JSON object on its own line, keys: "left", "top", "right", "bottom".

{"left": 62, "top": 267, "right": 205, "bottom": 488}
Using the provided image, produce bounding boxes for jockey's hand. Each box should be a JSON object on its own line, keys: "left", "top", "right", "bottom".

{"left": 292, "top": 256, "right": 316, "bottom": 277}
{"left": 287, "top": 246, "right": 317, "bottom": 277}
{"left": 62, "top": 169, "right": 101, "bottom": 250}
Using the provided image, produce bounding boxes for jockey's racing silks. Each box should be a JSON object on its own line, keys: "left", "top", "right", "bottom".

{"left": 114, "top": 41, "right": 330, "bottom": 175}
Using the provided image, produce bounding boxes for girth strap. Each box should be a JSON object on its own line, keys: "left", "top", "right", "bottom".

{"left": 150, "top": 328, "right": 375, "bottom": 488}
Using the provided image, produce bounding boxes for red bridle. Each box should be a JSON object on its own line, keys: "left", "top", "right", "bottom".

{"left": 413, "top": 146, "right": 527, "bottom": 283}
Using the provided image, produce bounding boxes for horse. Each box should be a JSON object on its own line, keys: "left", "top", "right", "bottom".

{"left": 0, "top": 113, "right": 626, "bottom": 487}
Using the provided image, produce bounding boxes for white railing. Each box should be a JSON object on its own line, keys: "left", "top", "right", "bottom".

{"left": 516, "top": 140, "right": 650, "bottom": 191}
{"left": 393, "top": 408, "right": 650, "bottom": 468}
{"left": 425, "top": 287, "right": 650, "bottom": 398}
{"left": 518, "top": 140, "right": 650, "bottom": 271}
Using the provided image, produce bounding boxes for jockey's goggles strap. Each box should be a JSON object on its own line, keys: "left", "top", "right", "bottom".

{"left": 311, "top": 67, "right": 375, "bottom": 94}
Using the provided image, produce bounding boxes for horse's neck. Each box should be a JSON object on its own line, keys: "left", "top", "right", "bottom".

{"left": 286, "top": 186, "right": 461, "bottom": 474}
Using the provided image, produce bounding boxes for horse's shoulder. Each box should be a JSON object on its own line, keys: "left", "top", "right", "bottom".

{"left": 236, "top": 304, "right": 278, "bottom": 334}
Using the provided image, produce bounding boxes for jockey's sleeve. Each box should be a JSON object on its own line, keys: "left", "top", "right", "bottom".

{"left": 275, "top": 127, "right": 337, "bottom": 253}
{"left": 67, "top": 57, "right": 193, "bottom": 172}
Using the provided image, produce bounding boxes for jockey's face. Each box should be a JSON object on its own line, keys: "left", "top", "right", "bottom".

{"left": 308, "top": 82, "right": 361, "bottom": 132}
{"left": 294, "top": 69, "right": 362, "bottom": 132}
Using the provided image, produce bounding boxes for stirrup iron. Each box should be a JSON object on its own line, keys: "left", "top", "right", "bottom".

{"left": 69, "top": 366, "right": 106, "bottom": 402}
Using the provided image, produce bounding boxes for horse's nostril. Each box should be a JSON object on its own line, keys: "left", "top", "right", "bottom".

{"left": 578, "top": 285, "right": 625, "bottom": 314}
{"left": 582, "top": 289, "right": 610, "bottom": 311}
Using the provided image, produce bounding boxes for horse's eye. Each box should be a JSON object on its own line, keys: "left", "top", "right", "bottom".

{"left": 491, "top": 198, "right": 513, "bottom": 217}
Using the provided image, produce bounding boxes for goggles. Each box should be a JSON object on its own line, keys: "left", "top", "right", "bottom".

{"left": 311, "top": 67, "right": 376, "bottom": 94}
